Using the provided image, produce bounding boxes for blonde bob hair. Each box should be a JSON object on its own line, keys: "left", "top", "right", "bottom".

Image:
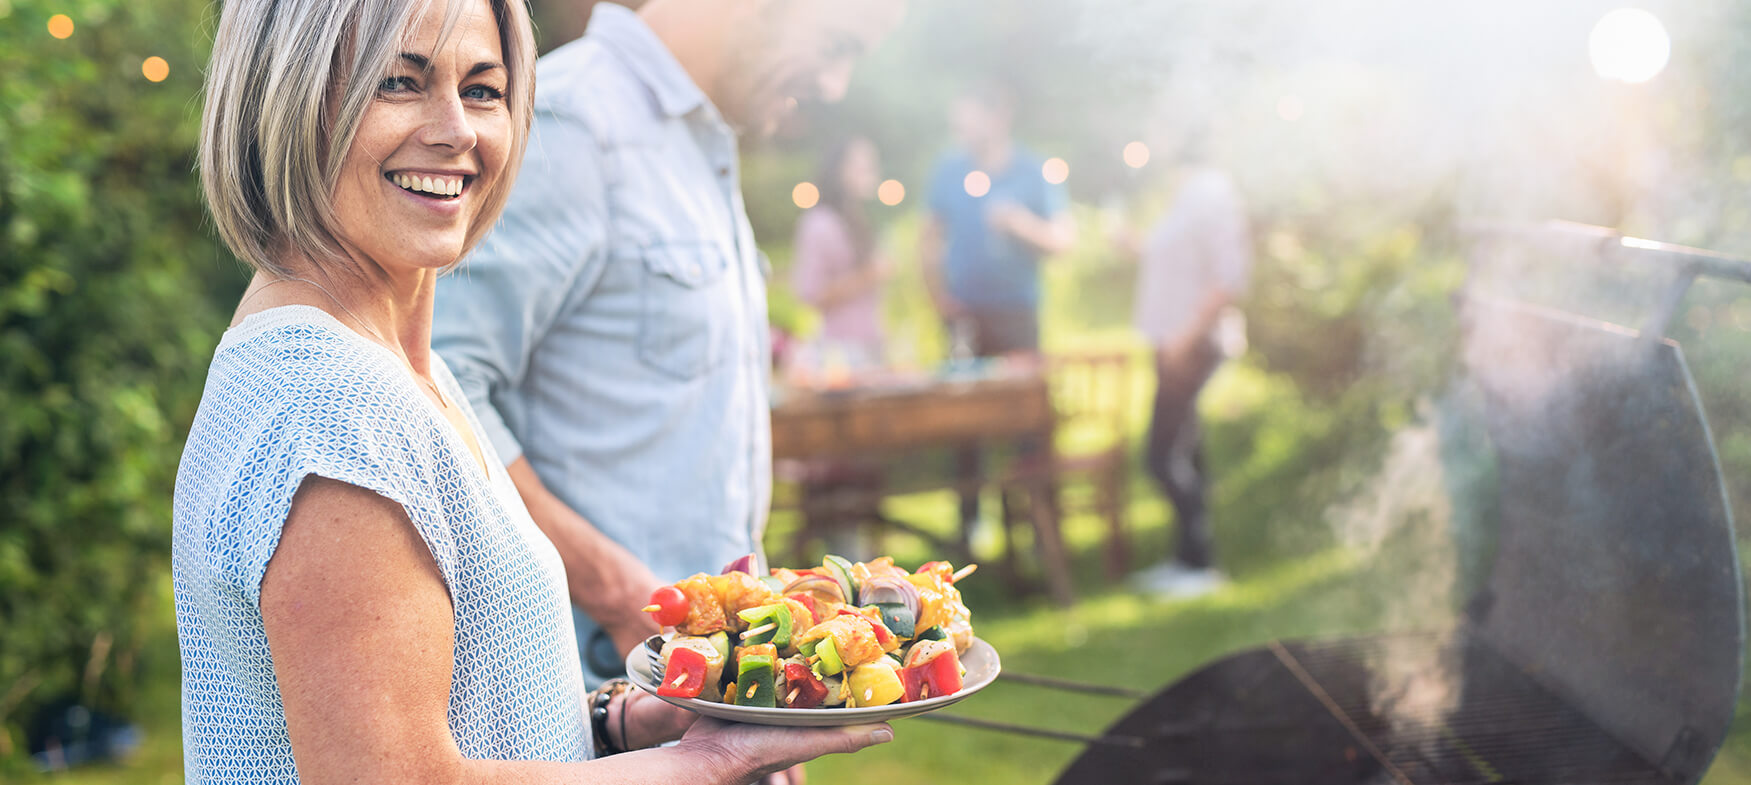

{"left": 199, "top": 0, "right": 536, "bottom": 276}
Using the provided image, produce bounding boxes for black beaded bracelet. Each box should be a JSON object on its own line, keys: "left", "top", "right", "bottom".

{"left": 588, "top": 678, "right": 632, "bottom": 756}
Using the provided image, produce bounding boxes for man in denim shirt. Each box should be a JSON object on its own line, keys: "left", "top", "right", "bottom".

{"left": 432, "top": 0, "right": 903, "bottom": 685}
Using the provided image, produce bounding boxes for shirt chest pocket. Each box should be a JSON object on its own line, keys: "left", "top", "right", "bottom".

{"left": 637, "top": 243, "right": 735, "bottom": 380}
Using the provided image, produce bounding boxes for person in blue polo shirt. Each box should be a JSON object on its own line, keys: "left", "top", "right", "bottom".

{"left": 920, "top": 79, "right": 1076, "bottom": 536}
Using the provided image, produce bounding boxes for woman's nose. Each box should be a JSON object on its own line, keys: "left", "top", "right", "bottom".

{"left": 419, "top": 92, "right": 477, "bottom": 152}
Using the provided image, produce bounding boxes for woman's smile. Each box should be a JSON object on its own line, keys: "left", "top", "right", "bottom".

{"left": 385, "top": 170, "right": 472, "bottom": 199}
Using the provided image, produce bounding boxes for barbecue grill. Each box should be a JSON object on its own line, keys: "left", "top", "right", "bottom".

{"left": 933, "top": 223, "right": 1748, "bottom": 785}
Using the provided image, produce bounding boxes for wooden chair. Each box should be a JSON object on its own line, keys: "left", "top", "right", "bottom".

{"left": 1000, "top": 351, "right": 1136, "bottom": 580}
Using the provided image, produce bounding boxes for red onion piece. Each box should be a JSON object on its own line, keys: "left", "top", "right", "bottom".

{"left": 858, "top": 575, "right": 921, "bottom": 619}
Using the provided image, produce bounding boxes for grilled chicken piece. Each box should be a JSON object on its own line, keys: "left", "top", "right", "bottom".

{"left": 797, "top": 614, "right": 888, "bottom": 669}
{"left": 909, "top": 571, "right": 974, "bottom": 654}
{"left": 674, "top": 575, "right": 727, "bottom": 636}
{"left": 708, "top": 571, "right": 780, "bottom": 625}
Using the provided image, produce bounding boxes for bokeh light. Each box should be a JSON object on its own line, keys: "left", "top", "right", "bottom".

{"left": 1122, "top": 142, "right": 1149, "bottom": 169}
{"left": 791, "top": 181, "right": 819, "bottom": 209}
{"left": 963, "top": 170, "right": 991, "bottom": 197}
{"left": 1041, "top": 157, "right": 1069, "bottom": 184}
{"left": 1277, "top": 95, "right": 1305, "bottom": 121}
{"left": 47, "top": 14, "right": 74, "bottom": 39}
{"left": 142, "top": 57, "right": 170, "bottom": 82}
{"left": 877, "top": 179, "right": 906, "bottom": 206}
{"left": 1589, "top": 8, "right": 1670, "bottom": 84}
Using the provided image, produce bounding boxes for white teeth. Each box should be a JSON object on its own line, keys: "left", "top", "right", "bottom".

{"left": 390, "top": 173, "right": 464, "bottom": 197}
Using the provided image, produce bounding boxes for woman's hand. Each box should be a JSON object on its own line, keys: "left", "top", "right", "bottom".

{"left": 674, "top": 717, "right": 893, "bottom": 784}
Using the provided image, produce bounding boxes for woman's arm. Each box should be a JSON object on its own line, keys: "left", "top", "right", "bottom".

{"left": 262, "top": 476, "right": 887, "bottom": 785}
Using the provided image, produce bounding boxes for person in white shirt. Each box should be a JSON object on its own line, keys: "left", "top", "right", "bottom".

{"left": 1125, "top": 134, "right": 1253, "bottom": 598}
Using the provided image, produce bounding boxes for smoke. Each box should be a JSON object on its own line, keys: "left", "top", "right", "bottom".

{"left": 1055, "top": 0, "right": 1745, "bottom": 237}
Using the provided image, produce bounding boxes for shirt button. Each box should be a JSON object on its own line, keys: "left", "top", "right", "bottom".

{"left": 718, "top": 166, "right": 731, "bottom": 178}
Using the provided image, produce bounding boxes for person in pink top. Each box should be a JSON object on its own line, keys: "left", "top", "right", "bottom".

{"left": 791, "top": 137, "right": 891, "bottom": 371}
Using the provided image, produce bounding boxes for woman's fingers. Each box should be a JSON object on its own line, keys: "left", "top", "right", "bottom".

{"left": 679, "top": 718, "right": 894, "bottom": 781}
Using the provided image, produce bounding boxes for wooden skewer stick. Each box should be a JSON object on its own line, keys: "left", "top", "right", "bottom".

{"left": 951, "top": 563, "right": 979, "bottom": 583}
{"left": 641, "top": 604, "right": 662, "bottom": 613}
{"left": 740, "top": 622, "right": 778, "bottom": 639}
{"left": 786, "top": 688, "right": 800, "bottom": 706}
{"left": 746, "top": 683, "right": 759, "bottom": 700}
{"left": 920, "top": 684, "right": 930, "bottom": 700}
{"left": 669, "top": 672, "right": 688, "bottom": 688}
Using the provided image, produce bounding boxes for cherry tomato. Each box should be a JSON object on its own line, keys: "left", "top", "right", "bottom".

{"left": 647, "top": 585, "right": 689, "bottom": 627}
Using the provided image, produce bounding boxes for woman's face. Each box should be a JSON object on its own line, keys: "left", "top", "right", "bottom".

{"left": 330, "top": 0, "right": 510, "bottom": 275}
{"left": 841, "top": 139, "right": 881, "bottom": 201}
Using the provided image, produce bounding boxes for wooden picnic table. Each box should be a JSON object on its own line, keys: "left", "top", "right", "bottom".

{"left": 770, "top": 368, "right": 1075, "bottom": 605}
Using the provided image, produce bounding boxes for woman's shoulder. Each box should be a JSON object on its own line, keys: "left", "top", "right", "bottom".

{"left": 177, "top": 307, "right": 464, "bottom": 588}
{"left": 189, "top": 306, "right": 439, "bottom": 470}
{"left": 215, "top": 306, "right": 406, "bottom": 399}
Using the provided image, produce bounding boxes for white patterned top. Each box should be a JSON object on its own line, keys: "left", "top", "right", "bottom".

{"left": 173, "top": 305, "right": 590, "bottom": 783}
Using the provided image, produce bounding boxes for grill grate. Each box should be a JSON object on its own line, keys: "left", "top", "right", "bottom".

{"left": 1277, "top": 634, "right": 1672, "bottom": 785}
{"left": 1055, "top": 632, "right": 1677, "bottom": 785}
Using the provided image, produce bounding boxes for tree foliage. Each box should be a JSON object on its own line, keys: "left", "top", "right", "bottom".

{"left": 1, "top": 0, "right": 238, "bottom": 763}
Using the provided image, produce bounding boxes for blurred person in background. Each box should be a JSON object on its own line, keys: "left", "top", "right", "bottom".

{"left": 176, "top": 0, "right": 892, "bottom": 780}
{"left": 792, "top": 136, "right": 892, "bottom": 372}
{"left": 788, "top": 137, "right": 891, "bottom": 559}
{"left": 431, "top": 0, "right": 906, "bottom": 702}
{"left": 920, "top": 79, "right": 1075, "bottom": 538}
{"left": 1123, "top": 129, "right": 1253, "bottom": 598}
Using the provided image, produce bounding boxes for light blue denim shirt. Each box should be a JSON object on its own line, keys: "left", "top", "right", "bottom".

{"left": 432, "top": 4, "right": 770, "bottom": 683}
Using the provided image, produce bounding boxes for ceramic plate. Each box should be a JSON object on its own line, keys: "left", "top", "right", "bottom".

{"left": 625, "top": 636, "right": 1000, "bottom": 727}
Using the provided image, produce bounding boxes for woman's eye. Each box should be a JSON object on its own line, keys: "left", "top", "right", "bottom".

{"left": 462, "top": 84, "right": 504, "bottom": 101}
{"left": 378, "top": 75, "right": 417, "bottom": 93}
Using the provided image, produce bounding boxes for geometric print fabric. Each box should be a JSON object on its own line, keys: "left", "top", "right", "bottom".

{"left": 174, "top": 305, "right": 590, "bottom": 782}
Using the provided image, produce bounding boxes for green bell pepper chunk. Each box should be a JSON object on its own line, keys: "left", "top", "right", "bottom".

{"left": 735, "top": 604, "right": 794, "bottom": 648}
{"left": 812, "top": 637, "right": 840, "bottom": 672}
{"left": 735, "top": 653, "right": 777, "bottom": 707}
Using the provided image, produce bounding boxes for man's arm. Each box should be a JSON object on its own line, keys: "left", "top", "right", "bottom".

{"left": 988, "top": 203, "right": 1077, "bottom": 257}
{"left": 431, "top": 110, "right": 659, "bottom": 658}
{"left": 507, "top": 457, "right": 659, "bottom": 657}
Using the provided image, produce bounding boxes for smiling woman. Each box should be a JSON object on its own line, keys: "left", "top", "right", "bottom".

{"left": 175, "top": 0, "right": 893, "bottom": 782}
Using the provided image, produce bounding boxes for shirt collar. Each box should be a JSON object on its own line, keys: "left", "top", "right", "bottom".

{"left": 589, "top": 3, "right": 708, "bottom": 119}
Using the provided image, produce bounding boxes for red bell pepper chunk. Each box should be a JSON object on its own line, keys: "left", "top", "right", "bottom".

{"left": 782, "top": 662, "right": 829, "bottom": 708}
{"left": 787, "top": 592, "right": 820, "bottom": 623}
{"left": 657, "top": 646, "right": 709, "bottom": 698}
{"left": 900, "top": 647, "right": 963, "bottom": 702}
